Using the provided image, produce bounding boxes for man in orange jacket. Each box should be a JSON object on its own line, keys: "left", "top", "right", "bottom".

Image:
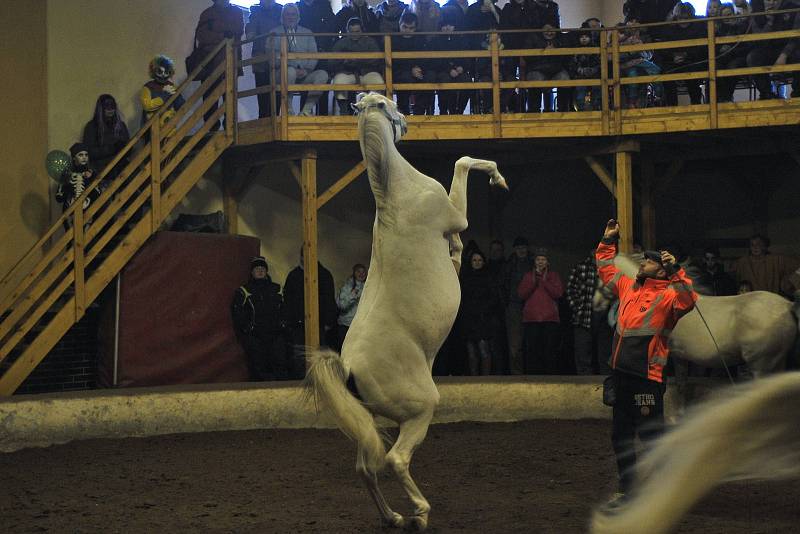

{"left": 596, "top": 219, "right": 698, "bottom": 501}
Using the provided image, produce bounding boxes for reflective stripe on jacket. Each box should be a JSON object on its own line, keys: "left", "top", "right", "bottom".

{"left": 596, "top": 240, "right": 698, "bottom": 383}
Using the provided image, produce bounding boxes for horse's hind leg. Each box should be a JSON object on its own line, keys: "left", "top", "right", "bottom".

{"left": 356, "top": 447, "right": 404, "bottom": 528}
{"left": 386, "top": 410, "right": 435, "bottom": 531}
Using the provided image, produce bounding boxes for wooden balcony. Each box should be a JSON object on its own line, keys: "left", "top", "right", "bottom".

{"left": 236, "top": 10, "right": 800, "bottom": 145}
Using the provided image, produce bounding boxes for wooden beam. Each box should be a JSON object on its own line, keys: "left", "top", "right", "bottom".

{"left": 491, "top": 32, "right": 501, "bottom": 137}
{"left": 584, "top": 156, "right": 615, "bottom": 194}
{"left": 707, "top": 20, "right": 718, "bottom": 130}
{"left": 301, "top": 149, "right": 320, "bottom": 350}
{"left": 615, "top": 151, "right": 634, "bottom": 253}
{"left": 317, "top": 161, "right": 366, "bottom": 209}
{"left": 640, "top": 157, "right": 656, "bottom": 249}
{"left": 611, "top": 30, "right": 622, "bottom": 135}
{"left": 287, "top": 160, "right": 301, "bottom": 185}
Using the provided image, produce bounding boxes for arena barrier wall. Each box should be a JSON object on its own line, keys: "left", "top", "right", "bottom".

{"left": 0, "top": 376, "right": 723, "bottom": 452}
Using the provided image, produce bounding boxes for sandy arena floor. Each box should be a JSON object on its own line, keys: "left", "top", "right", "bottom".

{"left": 1, "top": 420, "right": 798, "bottom": 533}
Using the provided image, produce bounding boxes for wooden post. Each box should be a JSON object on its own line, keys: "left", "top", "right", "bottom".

{"left": 301, "top": 149, "right": 320, "bottom": 349}
{"left": 490, "top": 31, "right": 501, "bottom": 137}
{"left": 600, "top": 29, "right": 610, "bottom": 136}
{"left": 225, "top": 39, "right": 236, "bottom": 141}
{"left": 73, "top": 199, "right": 86, "bottom": 321}
{"left": 270, "top": 36, "right": 278, "bottom": 140}
{"left": 615, "top": 150, "right": 633, "bottom": 254}
{"left": 384, "top": 35, "right": 393, "bottom": 98}
{"left": 640, "top": 157, "right": 656, "bottom": 249}
{"left": 280, "top": 36, "right": 289, "bottom": 139}
{"left": 611, "top": 30, "right": 622, "bottom": 135}
{"left": 707, "top": 19, "right": 718, "bottom": 129}
{"left": 150, "top": 119, "right": 161, "bottom": 231}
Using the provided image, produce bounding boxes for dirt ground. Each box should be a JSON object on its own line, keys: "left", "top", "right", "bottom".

{"left": 1, "top": 420, "right": 798, "bottom": 533}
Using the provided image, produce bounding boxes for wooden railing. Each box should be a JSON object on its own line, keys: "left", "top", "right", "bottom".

{"left": 237, "top": 8, "right": 800, "bottom": 141}
{"left": 0, "top": 40, "right": 238, "bottom": 395}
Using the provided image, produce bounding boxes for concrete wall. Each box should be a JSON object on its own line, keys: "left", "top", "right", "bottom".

{"left": 0, "top": 1, "right": 50, "bottom": 283}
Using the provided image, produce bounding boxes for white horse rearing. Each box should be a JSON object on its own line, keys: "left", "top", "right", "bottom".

{"left": 304, "top": 92, "right": 507, "bottom": 530}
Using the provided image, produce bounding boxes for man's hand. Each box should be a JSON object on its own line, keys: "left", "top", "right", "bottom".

{"left": 775, "top": 53, "right": 788, "bottom": 66}
{"left": 603, "top": 219, "right": 619, "bottom": 240}
{"left": 450, "top": 68, "right": 459, "bottom": 78}
{"left": 164, "top": 84, "right": 177, "bottom": 95}
{"left": 295, "top": 67, "right": 307, "bottom": 78}
{"left": 661, "top": 250, "right": 676, "bottom": 267}
{"left": 412, "top": 66, "right": 423, "bottom": 80}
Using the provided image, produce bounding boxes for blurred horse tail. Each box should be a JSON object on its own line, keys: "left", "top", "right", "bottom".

{"left": 591, "top": 371, "right": 800, "bottom": 534}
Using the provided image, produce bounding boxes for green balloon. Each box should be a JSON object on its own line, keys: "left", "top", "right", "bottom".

{"left": 45, "top": 150, "right": 72, "bottom": 181}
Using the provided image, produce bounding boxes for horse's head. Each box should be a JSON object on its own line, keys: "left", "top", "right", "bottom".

{"left": 353, "top": 92, "right": 407, "bottom": 144}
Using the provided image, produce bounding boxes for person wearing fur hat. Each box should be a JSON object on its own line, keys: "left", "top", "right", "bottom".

{"left": 55, "top": 143, "right": 102, "bottom": 227}
{"left": 231, "top": 256, "right": 287, "bottom": 380}
{"left": 140, "top": 55, "right": 186, "bottom": 136}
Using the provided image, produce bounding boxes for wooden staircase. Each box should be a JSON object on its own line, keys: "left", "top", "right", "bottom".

{"left": 0, "top": 41, "right": 239, "bottom": 395}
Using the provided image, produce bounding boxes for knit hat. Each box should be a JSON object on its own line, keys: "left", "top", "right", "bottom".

{"left": 251, "top": 256, "right": 268, "bottom": 270}
{"left": 512, "top": 236, "right": 529, "bottom": 248}
{"left": 643, "top": 250, "right": 664, "bottom": 266}
{"left": 533, "top": 247, "right": 548, "bottom": 258}
{"left": 70, "top": 142, "right": 89, "bottom": 158}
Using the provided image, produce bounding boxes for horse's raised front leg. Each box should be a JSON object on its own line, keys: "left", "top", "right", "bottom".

{"left": 386, "top": 410, "right": 435, "bottom": 531}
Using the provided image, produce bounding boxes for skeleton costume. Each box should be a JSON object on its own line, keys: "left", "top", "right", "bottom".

{"left": 55, "top": 143, "right": 102, "bottom": 216}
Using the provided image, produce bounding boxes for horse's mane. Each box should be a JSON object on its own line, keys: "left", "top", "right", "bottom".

{"left": 359, "top": 109, "right": 390, "bottom": 208}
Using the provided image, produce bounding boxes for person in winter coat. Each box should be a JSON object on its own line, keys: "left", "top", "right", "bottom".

{"left": 431, "top": 12, "right": 470, "bottom": 114}
{"left": 330, "top": 18, "right": 384, "bottom": 114}
{"left": 525, "top": 25, "right": 572, "bottom": 112}
{"left": 336, "top": 263, "right": 367, "bottom": 348}
{"left": 503, "top": 236, "right": 534, "bottom": 374}
{"left": 596, "top": 219, "right": 698, "bottom": 502}
{"left": 517, "top": 247, "right": 564, "bottom": 374}
{"left": 246, "top": 0, "right": 283, "bottom": 117}
{"left": 375, "top": 0, "right": 409, "bottom": 33}
{"left": 82, "top": 94, "right": 129, "bottom": 182}
{"left": 55, "top": 142, "right": 102, "bottom": 229}
{"left": 231, "top": 256, "right": 287, "bottom": 380}
{"left": 282, "top": 247, "right": 339, "bottom": 377}
{"left": 335, "top": 0, "right": 379, "bottom": 34}
{"left": 572, "top": 24, "right": 602, "bottom": 110}
{"left": 459, "top": 251, "right": 500, "bottom": 375}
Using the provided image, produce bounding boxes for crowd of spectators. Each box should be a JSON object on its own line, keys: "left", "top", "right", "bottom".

{"left": 234, "top": 0, "right": 800, "bottom": 116}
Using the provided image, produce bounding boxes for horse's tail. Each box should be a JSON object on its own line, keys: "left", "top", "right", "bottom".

{"left": 591, "top": 372, "right": 800, "bottom": 534}
{"left": 791, "top": 294, "right": 800, "bottom": 369}
{"left": 303, "top": 347, "right": 386, "bottom": 473}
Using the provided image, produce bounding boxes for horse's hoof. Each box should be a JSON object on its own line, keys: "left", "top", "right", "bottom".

{"left": 404, "top": 514, "right": 428, "bottom": 531}
{"left": 381, "top": 512, "right": 405, "bottom": 529}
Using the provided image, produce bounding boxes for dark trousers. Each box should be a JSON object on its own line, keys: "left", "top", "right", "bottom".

{"left": 435, "top": 71, "right": 469, "bottom": 114}
{"left": 395, "top": 69, "right": 436, "bottom": 115}
{"left": 611, "top": 370, "right": 666, "bottom": 493}
{"left": 241, "top": 333, "right": 288, "bottom": 380}
{"left": 574, "top": 317, "right": 614, "bottom": 375}
{"left": 747, "top": 46, "right": 799, "bottom": 97}
{"left": 523, "top": 321, "right": 560, "bottom": 374}
{"left": 254, "top": 70, "right": 273, "bottom": 117}
{"left": 717, "top": 54, "right": 748, "bottom": 102}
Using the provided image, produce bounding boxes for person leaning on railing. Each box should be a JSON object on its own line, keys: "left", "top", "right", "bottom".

{"left": 745, "top": 0, "right": 800, "bottom": 99}
{"left": 655, "top": 2, "right": 707, "bottom": 106}
{"left": 330, "top": 17, "right": 384, "bottom": 115}
{"left": 716, "top": 2, "right": 752, "bottom": 102}
{"left": 500, "top": 0, "right": 536, "bottom": 112}
{"left": 524, "top": 25, "right": 572, "bottom": 112}
{"left": 618, "top": 19, "right": 662, "bottom": 108}
{"left": 572, "top": 25, "right": 602, "bottom": 111}
{"left": 467, "top": 0, "right": 502, "bottom": 114}
{"left": 431, "top": 13, "right": 471, "bottom": 114}
{"left": 246, "top": 0, "right": 283, "bottom": 118}
{"left": 392, "top": 12, "right": 436, "bottom": 115}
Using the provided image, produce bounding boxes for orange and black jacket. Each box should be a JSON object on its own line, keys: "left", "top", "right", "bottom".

{"left": 596, "top": 239, "right": 698, "bottom": 383}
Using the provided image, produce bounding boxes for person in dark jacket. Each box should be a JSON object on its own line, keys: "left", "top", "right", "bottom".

{"left": 246, "top": 0, "right": 283, "bottom": 117}
{"left": 82, "top": 94, "right": 130, "bottom": 182}
{"left": 330, "top": 18, "right": 384, "bottom": 114}
{"left": 441, "top": 0, "right": 470, "bottom": 32}
{"left": 746, "top": 0, "right": 800, "bottom": 99}
{"left": 572, "top": 24, "right": 602, "bottom": 110}
{"left": 517, "top": 247, "right": 564, "bottom": 374}
{"left": 716, "top": 2, "right": 752, "bottom": 102}
{"left": 392, "top": 12, "right": 436, "bottom": 114}
{"left": 335, "top": 0, "right": 379, "bottom": 34}
{"left": 525, "top": 25, "right": 572, "bottom": 112}
{"left": 468, "top": 0, "right": 502, "bottom": 113}
{"left": 298, "top": 0, "right": 336, "bottom": 114}
{"left": 500, "top": 0, "right": 536, "bottom": 111}
{"left": 282, "top": 247, "right": 338, "bottom": 378}
{"left": 55, "top": 142, "right": 102, "bottom": 225}
{"left": 375, "top": 0, "right": 409, "bottom": 33}
{"left": 655, "top": 2, "right": 707, "bottom": 105}
{"left": 503, "top": 236, "right": 534, "bottom": 374}
{"left": 195, "top": 0, "right": 244, "bottom": 129}
{"left": 431, "top": 12, "right": 470, "bottom": 114}
{"left": 231, "top": 256, "right": 287, "bottom": 380}
{"left": 532, "top": 0, "right": 561, "bottom": 28}
{"left": 459, "top": 251, "right": 500, "bottom": 375}
{"left": 623, "top": 0, "right": 680, "bottom": 39}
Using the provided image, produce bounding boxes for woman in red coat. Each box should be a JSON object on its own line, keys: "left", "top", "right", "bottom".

{"left": 517, "top": 248, "right": 564, "bottom": 374}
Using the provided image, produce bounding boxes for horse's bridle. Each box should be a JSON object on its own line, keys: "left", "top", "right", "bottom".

{"left": 353, "top": 100, "right": 407, "bottom": 143}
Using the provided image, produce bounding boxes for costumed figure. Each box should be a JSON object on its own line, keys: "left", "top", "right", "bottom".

{"left": 55, "top": 143, "right": 102, "bottom": 227}
{"left": 140, "top": 55, "right": 186, "bottom": 136}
